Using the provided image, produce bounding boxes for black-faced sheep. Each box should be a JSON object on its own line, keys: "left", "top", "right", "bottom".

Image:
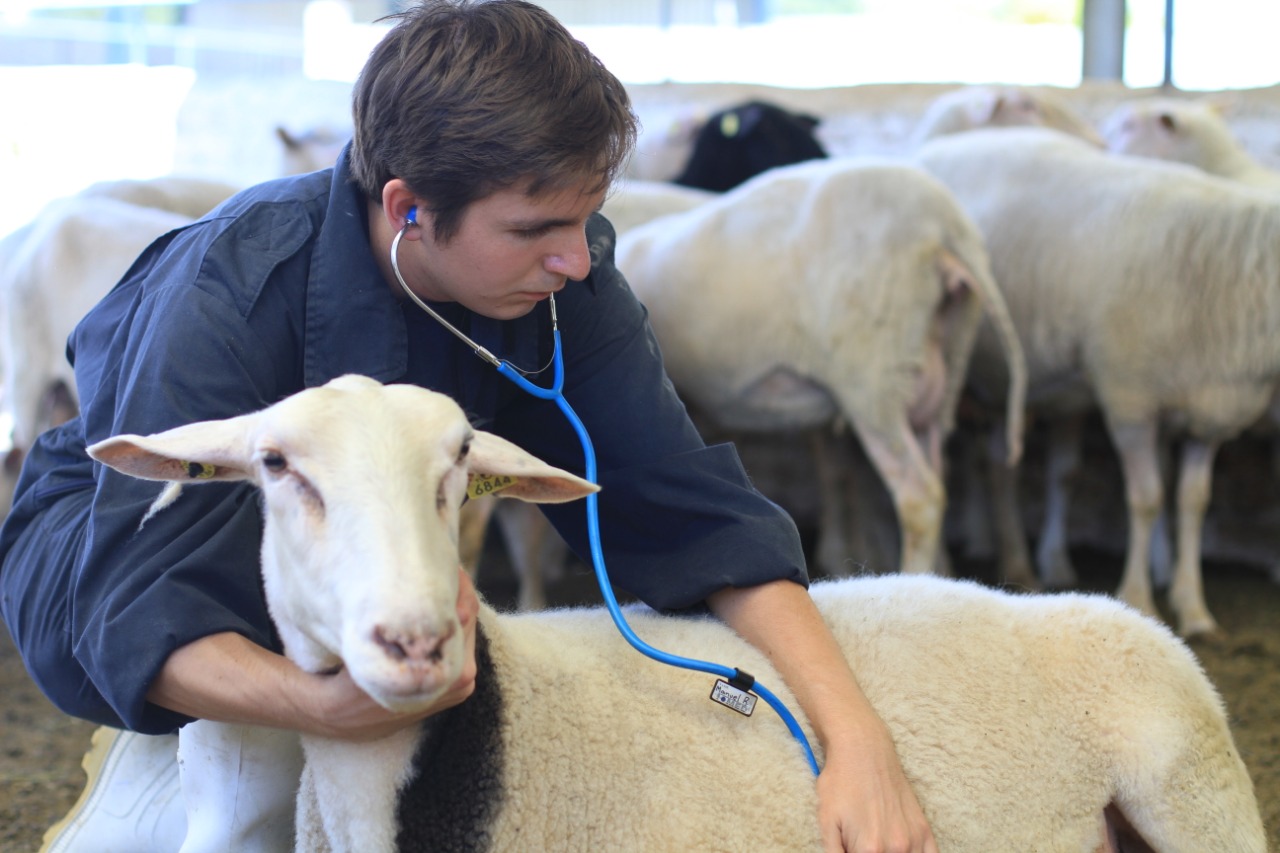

{"left": 88, "top": 375, "right": 1265, "bottom": 852}
{"left": 673, "top": 99, "right": 828, "bottom": 192}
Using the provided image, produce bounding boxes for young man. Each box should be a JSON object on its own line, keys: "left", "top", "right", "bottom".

{"left": 2, "top": 2, "right": 936, "bottom": 851}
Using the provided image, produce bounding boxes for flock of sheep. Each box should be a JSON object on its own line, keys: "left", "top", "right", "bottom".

{"left": 503, "top": 84, "right": 1280, "bottom": 642}
{"left": 1, "top": 83, "right": 1276, "bottom": 849}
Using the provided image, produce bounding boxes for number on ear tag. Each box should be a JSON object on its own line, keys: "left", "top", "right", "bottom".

{"left": 468, "top": 473, "right": 519, "bottom": 500}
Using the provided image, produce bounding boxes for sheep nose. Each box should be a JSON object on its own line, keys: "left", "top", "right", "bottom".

{"left": 373, "top": 623, "right": 454, "bottom": 664}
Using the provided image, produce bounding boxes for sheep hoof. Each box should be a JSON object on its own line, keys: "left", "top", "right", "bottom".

{"left": 1178, "top": 614, "right": 1224, "bottom": 641}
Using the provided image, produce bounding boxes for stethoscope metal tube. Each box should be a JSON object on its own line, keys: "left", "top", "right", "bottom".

{"left": 390, "top": 219, "right": 505, "bottom": 370}
{"left": 392, "top": 215, "right": 819, "bottom": 776}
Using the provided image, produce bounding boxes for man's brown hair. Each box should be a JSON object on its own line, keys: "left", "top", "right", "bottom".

{"left": 350, "top": 0, "right": 637, "bottom": 242}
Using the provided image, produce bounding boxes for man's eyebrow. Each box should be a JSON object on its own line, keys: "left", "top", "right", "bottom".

{"left": 510, "top": 215, "right": 576, "bottom": 229}
{"left": 509, "top": 206, "right": 602, "bottom": 230}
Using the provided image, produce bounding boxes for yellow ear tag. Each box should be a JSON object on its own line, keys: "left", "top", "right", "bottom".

{"left": 720, "top": 111, "right": 740, "bottom": 138}
{"left": 468, "top": 473, "right": 519, "bottom": 500}
{"left": 183, "top": 461, "right": 217, "bottom": 480}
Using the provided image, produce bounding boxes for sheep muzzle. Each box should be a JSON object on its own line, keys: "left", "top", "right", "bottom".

{"left": 343, "top": 610, "right": 465, "bottom": 711}
{"left": 373, "top": 623, "right": 453, "bottom": 665}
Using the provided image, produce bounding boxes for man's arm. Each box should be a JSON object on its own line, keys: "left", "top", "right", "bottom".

{"left": 707, "top": 580, "right": 938, "bottom": 853}
{"left": 146, "top": 571, "right": 480, "bottom": 740}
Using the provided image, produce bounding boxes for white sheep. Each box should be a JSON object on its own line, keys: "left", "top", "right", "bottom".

{"left": 997, "top": 97, "right": 1280, "bottom": 590}
{"left": 624, "top": 106, "right": 709, "bottom": 182}
{"left": 1099, "top": 96, "right": 1280, "bottom": 583}
{"left": 0, "top": 198, "right": 189, "bottom": 453}
{"left": 0, "top": 178, "right": 238, "bottom": 516}
{"left": 77, "top": 175, "right": 244, "bottom": 220}
{"left": 275, "top": 125, "right": 350, "bottom": 176}
{"left": 1101, "top": 96, "right": 1280, "bottom": 191}
{"left": 87, "top": 375, "right": 1265, "bottom": 852}
{"left": 906, "top": 85, "right": 1101, "bottom": 581}
{"left": 909, "top": 84, "right": 1105, "bottom": 147}
{"left": 616, "top": 158, "right": 1028, "bottom": 580}
{"left": 915, "top": 125, "right": 1280, "bottom": 636}
{"left": 600, "top": 179, "right": 716, "bottom": 235}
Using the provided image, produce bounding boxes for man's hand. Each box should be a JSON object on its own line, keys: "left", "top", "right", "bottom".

{"left": 304, "top": 570, "right": 480, "bottom": 740}
{"left": 148, "top": 569, "right": 480, "bottom": 739}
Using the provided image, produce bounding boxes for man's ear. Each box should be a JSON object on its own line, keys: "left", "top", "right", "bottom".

{"left": 382, "top": 179, "right": 425, "bottom": 236}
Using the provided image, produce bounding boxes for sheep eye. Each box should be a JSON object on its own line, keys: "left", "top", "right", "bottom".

{"left": 262, "top": 451, "right": 287, "bottom": 473}
{"left": 456, "top": 436, "right": 472, "bottom": 466}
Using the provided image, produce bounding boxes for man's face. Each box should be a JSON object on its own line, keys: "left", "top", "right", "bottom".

{"left": 407, "top": 181, "right": 606, "bottom": 321}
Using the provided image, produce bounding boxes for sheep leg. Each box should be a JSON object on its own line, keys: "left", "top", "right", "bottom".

{"left": 917, "top": 419, "right": 954, "bottom": 577}
{"left": 953, "top": 425, "right": 996, "bottom": 561}
{"left": 457, "top": 499, "right": 497, "bottom": 577}
{"left": 1036, "top": 413, "right": 1083, "bottom": 588}
{"left": 810, "top": 428, "right": 855, "bottom": 576}
{"left": 853, "top": 419, "right": 944, "bottom": 576}
{"left": 843, "top": 431, "right": 904, "bottom": 574}
{"left": 495, "top": 501, "right": 568, "bottom": 611}
{"left": 1107, "top": 421, "right": 1162, "bottom": 619}
{"left": 1148, "top": 433, "right": 1176, "bottom": 590}
{"left": 1169, "top": 438, "right": 1221, "bottom": 636}
{"left": 982, "top": 420, "right": 1038, "bottom": 588}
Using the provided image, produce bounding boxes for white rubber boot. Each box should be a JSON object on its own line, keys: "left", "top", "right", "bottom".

{"left": 176, "top": 719, "right": 304, "bottom": 853}
{"left": 41, "top": 726, "right": 187, "bottom": 853}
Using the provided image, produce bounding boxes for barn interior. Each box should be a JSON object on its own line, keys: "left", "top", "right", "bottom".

{"left": 0, "top": 2, "right": 1277, "bottom": 849}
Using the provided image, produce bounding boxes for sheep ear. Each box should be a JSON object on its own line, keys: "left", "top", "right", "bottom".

{"left": 467, "top": 430, "right": 599, "bottom": 504}
{"left": 87, "top": 415, "right": 257, "bottom": 483}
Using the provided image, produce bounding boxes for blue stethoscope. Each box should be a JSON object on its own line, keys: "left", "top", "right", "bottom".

{"left": 392, "top": 208, "right": 819, "bottom": 776}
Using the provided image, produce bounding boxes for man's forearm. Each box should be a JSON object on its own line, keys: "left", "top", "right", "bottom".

{"left": 146, "top": 632, "right": 313, "bottom": 729}
{"left": 147, "top": 570, "right": 479, "bottom": 741}
{"left": 705, "top": 579, "right": 890, "bottom": 752}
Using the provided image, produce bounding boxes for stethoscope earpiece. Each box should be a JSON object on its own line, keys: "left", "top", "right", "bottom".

{"left": 405, "top": 205, "right": 418, "bottom": 226}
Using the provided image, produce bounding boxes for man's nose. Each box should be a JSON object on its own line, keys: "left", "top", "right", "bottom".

{"left": 546, "top": 230, "right": 592, "bottom": 281}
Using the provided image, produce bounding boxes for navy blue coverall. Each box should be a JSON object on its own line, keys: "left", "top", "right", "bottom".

{"left": 0, "top": 151, "right": 807, "bottom": 734}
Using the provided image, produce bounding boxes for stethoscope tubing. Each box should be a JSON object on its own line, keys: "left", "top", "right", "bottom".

{"left": 393, "top": 219, "right": 819, "bottom": 776}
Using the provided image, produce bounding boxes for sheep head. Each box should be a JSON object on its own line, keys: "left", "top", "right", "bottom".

{"left": 1100, "top": 98, "right": 1240, "bottom": 172}
{"left": 87, "top": 374, "right": 598, "bottom": 712}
